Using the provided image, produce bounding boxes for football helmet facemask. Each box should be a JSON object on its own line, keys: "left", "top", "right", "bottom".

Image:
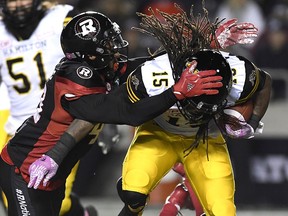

{"left": 173, "top": 49, "right": 232, "bottom": 126}
{"left": 1, "top": 0, "right": 42, "bottom": 28}
{"left": 60, "top": 11, "right": 129, "bottom": 82}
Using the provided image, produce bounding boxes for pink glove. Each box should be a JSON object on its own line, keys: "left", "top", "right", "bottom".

{"left": 213, "top": 18, "right": 258, "bottom": 49}
{"left": 28, "top": 155, "right": 59, "bottom": 189}
{"left": 224, "top": 109, "right": 255, "bottom": 139}
{"left": 225, "top": 122, "right": 254, "bottom": 139}
{"left": 173, "top": 60, "right": 223, "bottom": 100}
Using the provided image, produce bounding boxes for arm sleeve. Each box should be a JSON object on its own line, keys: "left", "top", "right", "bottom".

{"left": 65, "top": 84, "right": 177, "bottom": 126}
{"left": 45, "top": 132, "right": 76, "bottom": 165}
{"left": 45, "top": 120, "right": 95, "bottom": 164}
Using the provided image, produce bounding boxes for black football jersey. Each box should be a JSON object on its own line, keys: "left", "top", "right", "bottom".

{"left": 3, "top": 58, "right": 106, "bottom": 190}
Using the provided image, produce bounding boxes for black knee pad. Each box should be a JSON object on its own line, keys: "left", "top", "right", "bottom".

{"left": 116, "top": 177, "right": 147, "bottom": 208}
{"left": 124, "top": 191, "right": 147, "bottom": 208}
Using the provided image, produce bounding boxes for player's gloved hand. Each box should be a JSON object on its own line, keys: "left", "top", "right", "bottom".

{"left": 223, "top": 109, "right": 255, "bottom": 139}
{"left": 225, "top": 121, "right": 255, "bottom": 139}
{"left": 28, "top": 154, "right": 59, "bottom": 189}
{"left": 173, "top": 60, "right": 223, "bottom": 100}
{"left": 213, "top": 18, "right": 258, "bottom": 49}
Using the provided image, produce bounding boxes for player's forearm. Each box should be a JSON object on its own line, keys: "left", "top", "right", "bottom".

{"left": 89, "top": 87, "right": 177, "bottom": 126}
{"left": 65, "top": 119, "right": 94, "bottom": 142}
{"left": 46, "top": 119, "right": 94, "bottom": 164}
{"left": 123, "top": 87, "right": 177, "bottom": 126}
{"left": 249, "top": 71, "right": 271, "bottom": 129}
{"left": 252, "top": 71, "right": 271, "bottom": 119}
{"left": 68, "top": 86, "right": 177, "bottom": 126}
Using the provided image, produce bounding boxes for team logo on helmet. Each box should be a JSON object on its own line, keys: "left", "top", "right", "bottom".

{"left": 74, "top": 16, "right": 100, "bottom": 40}
{"left": 76, "top": 66, "right": 93, "bottom": 79}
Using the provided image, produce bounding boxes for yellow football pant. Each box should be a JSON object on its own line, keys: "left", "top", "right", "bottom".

{"left": 59, "top": 162, "right": 79, "bottom": 216}
{"left": 0, "top": 109, "right": 79, "bottom": 215}
{"left": 0, "top": 109, "right": 9, "bottom": 150}
{"left": 122, "top": 120, "right": 236, "bottom": 216}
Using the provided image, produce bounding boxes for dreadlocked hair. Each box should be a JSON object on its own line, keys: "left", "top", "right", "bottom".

{"left": 133, "top": 1, "right": 223, "bottom": 69}
{"left": 134, "top": 1, "right": 226, "bottom": 157}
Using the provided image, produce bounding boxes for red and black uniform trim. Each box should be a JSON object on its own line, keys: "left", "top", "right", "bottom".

{"left": 2, "top": 59, "right": 106, "bottom": 191}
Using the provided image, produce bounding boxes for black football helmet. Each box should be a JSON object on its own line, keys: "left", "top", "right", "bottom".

{"left": 173, "top": 49, "right": 232, "bottom": 126}
{"left": 1, "top": 0, "right": 42, "bottom": 28}
{"left": 60, "top": 11, "right": 128, "bottom": 82}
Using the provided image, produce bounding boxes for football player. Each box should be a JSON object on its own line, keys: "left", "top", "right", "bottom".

{"left": 116, "top": 4, "right": 271, "bottom": 216}
{"left": 158, "top": 50, "right": 270, "bottom": 215}
{"left": 0, "top": 0, "right": 99, "bottom": 215}
{"left": 0, "top": 11, "right": 223, "bottom": 216}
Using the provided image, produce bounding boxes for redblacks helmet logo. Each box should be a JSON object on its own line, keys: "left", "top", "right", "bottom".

{"left": 74, "top": 16, "right": 100, "bottom": 40}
